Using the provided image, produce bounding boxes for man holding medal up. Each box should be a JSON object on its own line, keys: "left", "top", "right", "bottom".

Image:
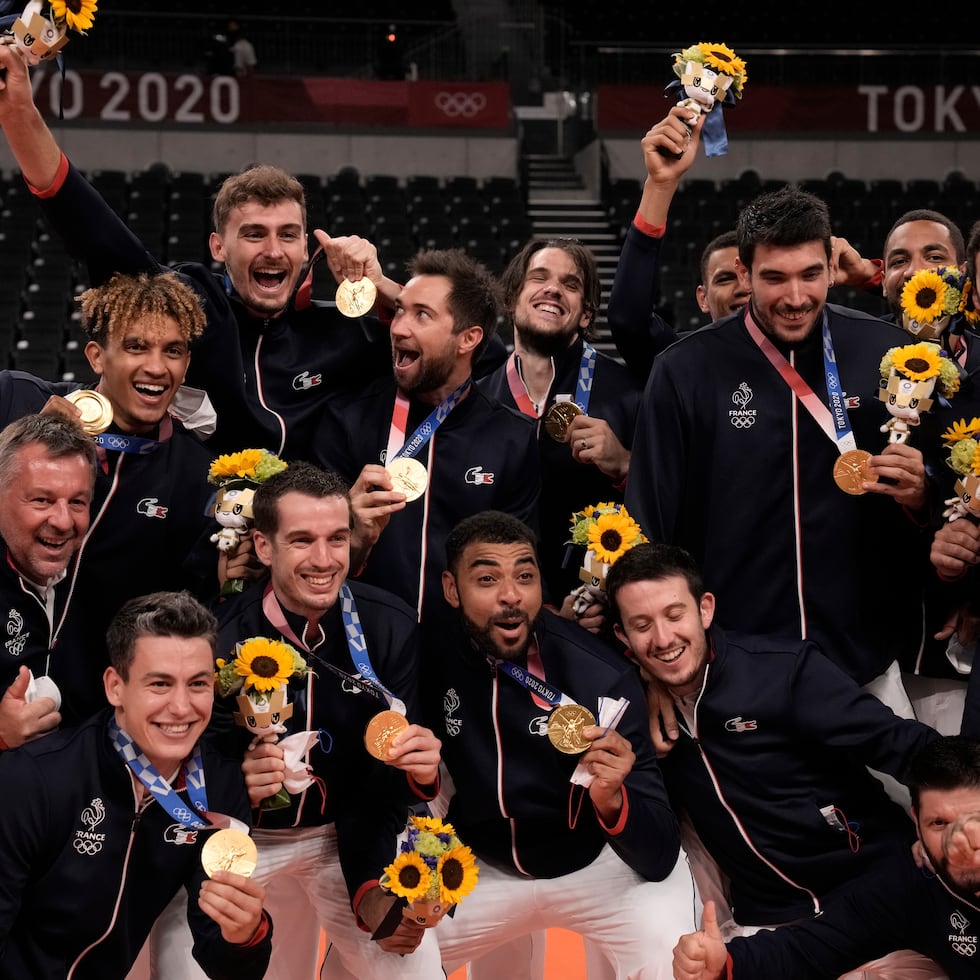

{"left": 626, "top": 179, "right": 932, "bottom": 724}
{"left": 314, "top": 248, "right": 540, "bottom": 620}
{"left": 0, "top": 590, "right": 272, "bottom": 979}
{"left": 153, "top": 462, "right": 446, "bottom": 979}
{"left": 479, "top": 238, "right": 644, "bottom": 603}
{"left": 420, "top": 511, "right": 700, "bottom": 979}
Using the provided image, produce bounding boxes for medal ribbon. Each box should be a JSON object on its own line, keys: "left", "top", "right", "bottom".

{"left": 109, "top": 717, "right": 211, "bottom": 829}
{"left": 261, "top": 583, "right": 406, "bottom": 714}
{"left": 385, "top": 379, "right": 472, "bottom": 464}
{"left": 505, "top": 353, "right": 541, "bottom": 418}
{"left": 743, "top": 308, "right": 857, "bottom": 454}
{"left": 496, "top": 651, "right": 576, "bottom": 710}
{"left": 94, "top": 432, "right": 164, "bottom": 455}
{"left": 574, "top": 342, "right": 597, "bottom": 414}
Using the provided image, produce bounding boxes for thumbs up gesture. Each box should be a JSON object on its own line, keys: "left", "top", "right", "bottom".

{"left": 0, "top": 666, "right": 61, "bottom": 750}
{"left": 672, "top": 900, "right": 727, "bottom": 980}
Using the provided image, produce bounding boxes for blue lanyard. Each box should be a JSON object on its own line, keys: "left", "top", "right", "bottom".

{"left": 392, "top": 378, "right": 472, "bottom": 461}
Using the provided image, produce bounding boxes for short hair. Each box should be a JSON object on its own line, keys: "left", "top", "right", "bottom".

{"left": 499, "top": 238, "right": 601, "bottom": 337}
{"left": 444, "top": 510, "right": 537, "bottom": 576}
{"left": 606, "top": 542, "right": 706, "bottom": 625}
{"left": 699, "top": 230, "right": 738, "bottom": 286}
{"left": 736, "top": 185, "right": 832, "bottom": 269}
{"left": 963, "top": 218, "right": 980, "bottom": 278}
{"left": 407, "top": 248, "right": 502, "bottom": 363}
{"left": 252, "top": 462, "right": 351, "bottom": 536}
{"left": 906, "top": 735, "right": 980, "bottom": 810}
{"left": 211, "top": 164, "right": 306, "bottom": 234}
{"left": 78, "top": 271, "right": 206, "bottom": 346}
{"left": 106, "top": 590, "right": 218, "bottom": 679}
{"left": 884, "top": 209, "right": 965, "bottom": 266}
{"left": 0, "top": 413, "right": 97, "bottom": 487}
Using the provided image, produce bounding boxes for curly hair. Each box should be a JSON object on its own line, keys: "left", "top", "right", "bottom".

{"left": 78, "top": 271, "right": 206, "bottom": 346}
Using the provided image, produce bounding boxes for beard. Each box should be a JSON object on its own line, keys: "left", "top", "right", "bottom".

{"left": 461, "top": 607, "right": 536, "bottom": 664}
{"left": 394, "top": 345, "right": 458, "bottom": 397}
{"left": 923, "top": 839, "right": 980, "bottom": 897}
{"left": 514, "top": 316, "right": 579, "bottom": 359}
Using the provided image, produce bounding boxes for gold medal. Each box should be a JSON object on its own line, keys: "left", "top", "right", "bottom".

{"left": 543, "top": 401, "right": 583, "bottom": 443}
{"left": 833, "top": 449, "right": 878, "bottom": 495}
{"left": 201, "top": 828, "right": 258, "bottom": 878}
{"left": 546, "top": 703, "right": 596, "bottom": 755}
{"left": 387, "top": 456, "right": 428, "bottom": 502}
{"left": 364, "top": 709, "right": 410, "bottom": 761}
{"left": 335, "top": 277, "right": 378, "bottom": 318}
{"left": 65, "top": 389, "right": 113, "bottom": 435}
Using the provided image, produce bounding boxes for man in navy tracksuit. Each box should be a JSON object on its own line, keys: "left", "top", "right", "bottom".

{"left": 0, "top": 272, "right": 219, "bottom": 701}
{"left": 0, "top": 414, "right": 97, "bottom": 748}
{"left": 0, "top": 591, "right": 272, "bottom": 980}
{"left": 673, "top": 736, "right": 980, "bottom": 980}
{"left": 625, "top": 186, "right": 936, "bottom": 714}
{"left": 314, "top": 249, "right": 540, "bottom": 621}
{"left": 421, "top": 511, "right": 700, "bottom": 979}
{"left": 479, "top": 238, "right": 644, "bottom": 603}
{"left": 606, "top": 542, "right": 939, "bottom": 934}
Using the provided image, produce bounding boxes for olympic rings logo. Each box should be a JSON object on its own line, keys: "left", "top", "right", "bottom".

{"left": 105, "top": 436, "right": 131, "bottom": 450}
{"left": 952, "top": 941, "right": 976, "bottom": 957}
{"left": 435, "top": 92, "right": 487, "bottom": 118}
{"left": 730, "top": 415, "right": 755, "bottom": 429}
{"left": 173, "top": 807, "right": 193, "bottom": 823}
{"left": 73, "top": 838, "right": 103, "bottom": 856}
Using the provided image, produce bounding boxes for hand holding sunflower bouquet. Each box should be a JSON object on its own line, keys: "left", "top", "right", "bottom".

{"left": 215, "top": 636, "right": 313, "bottom": 810}
{"left": 4, "top": 1, "right": 96, "bottom": 63}
{"left": 380, "top": 816, "right": 479, "bottom": 926}
{"left": 566, "top": 502, "right": 647, "bottom": 617}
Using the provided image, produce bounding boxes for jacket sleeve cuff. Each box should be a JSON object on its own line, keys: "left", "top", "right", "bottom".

{"left": 633, "top": 212, "right": 667, "bottom": 239}
{"left": 26, "top": 152, "right": 70, "bottom": 198}
{"left": 352, "top": 879, "right": 381, "bottom": 931}
{"left": 860, "top": 258, "right": 883, "bottom": 290}
{"left": 237, "top": 910, "right": 271, "bottom": 947}
{"left": 408, "top": 769, "right": 440, "bottom": 801}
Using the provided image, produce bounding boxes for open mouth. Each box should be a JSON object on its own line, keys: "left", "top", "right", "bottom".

{"left": 254, "top": 269, "right": 287, "bottom": 290}
{"left": 533, "top": 301, "right": 565, "bottom": 319}
{"left": 38, "top": 535, "right": 72, "bottom": 554}
{"left": 655, "top": 646, "right": 685, "bottom": 664}
{"left": 394, "top": 349, "right": 420, "bottom": 369}
{"left": 157, "top": 722, "right": 192, "bottom": 736}
{"left": 134, "top": 383, "right": 167, "bottom": 398}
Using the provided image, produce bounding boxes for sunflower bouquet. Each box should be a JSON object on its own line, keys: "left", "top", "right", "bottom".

{"left": 380, "top": 816, "right": 479, "bottom": 926}
{"left": 215, "top": 636, "right": 312, "bottom": 809}
{"left": 940, "top": 417, "right": 980, "bottom": 521}
{"left": 567, "top": 502, "right": 648, "bottom": 615}
{"left": 208, "top": 448, "right": 287, "bottom": 593}
{"left": 4, "top": 0, "right": 96, "bottom": 63}
{"left": 877, "top": 341, "right": 959, "bottom": 445}
{"left": 900, "top": 266, "right": 972, "bottom": 341}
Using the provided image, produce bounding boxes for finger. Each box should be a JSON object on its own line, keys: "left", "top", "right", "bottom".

{"left": 701, "top": 900, "right": 722, "bottom": 940}
{"left": 5, "top": 665, "right": 31, "bottom": 702}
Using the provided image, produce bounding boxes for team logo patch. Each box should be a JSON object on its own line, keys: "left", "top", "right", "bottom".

{"left": 5, "top": 608, "right": 28, "bottom": 658}
{"left": 443, "top": 688, "right": 462, "bottom": 736}
{"left": 729, "top": 382, "right": 757, "bottom": 428}
{"left": 164, "top": 824, "right": 200, "bottom": 846}
{"left": 136, "top": 497, "right": 169, "bottom": 519}
{"left": 292, "top": 371, "right": 322, "bottom": 391}
{"left": 949, "top": 911, "right": 978, "bottom": 958}
{"left": 73, "top": 798, "right": 107, "bottom": 855}
{"left": 465, "top": 466, "right": 495, "bottom": 486}
{"left": 724, "top": 716, "right": 758, "bottom": 733}
{"left": 529, "top": 715, "right": 549, "bottom": 737}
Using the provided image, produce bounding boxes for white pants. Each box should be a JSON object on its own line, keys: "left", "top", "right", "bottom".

{"left": 148, "top": 824, "right": 443, "bottom": 980}
{"left": 436, "top": 844, "right": 700, "bottom": 980}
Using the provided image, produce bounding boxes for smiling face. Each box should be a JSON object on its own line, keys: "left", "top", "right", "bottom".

{"left": 443, "top": 539, "right": 542, "bottom": 663}
{"left": 390, "top": 274, "right": 479, "bottom": 404}
{"left": 209, "top": 198, "right": 308, "bottom": 319}
{"left": 882, "top": 220, "right": 961, "bottom": 318}
{"left": 511, "top": 247, "right": 592, "bottom": 358}
{"left": 613, "top": 575, "right": 715, "bottom": 699}
{"left": 0, "top": 444, "right": 93, "bottom": 586}
{"left": 85, "top": 314, "right": 189, "bottom": 435}
{"left": 253, "top": 491, "right": 350, "bottom": 623}
{"left": 104, "top": 634, "right": 215, "bottom": 776}
{"left": 738, "top": 241, "right": 830, "bottom": 346}
{"left": 697, "top": 245, "right": 750, "bottom": 321}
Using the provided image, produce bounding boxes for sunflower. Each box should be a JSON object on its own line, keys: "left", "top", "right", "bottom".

{"left": 382, "top": 852, "right": 431, "bottom": 903}
{"left": 901, "top": 269, "right": 950, "bottom": 324}
{"left": 961, "top": 279, "right": 980, "bottom": 328}
{"left": 233, "top": 637, "right": 296, "bottom": 693}
{"left": 209, "top": 449, "right": 266, "bottom": 482}
{"left": 410, "top": 815, "right": 456, "bottom": 837}
{"left": 886, "top": 343, "right": 942, "bottom": 382}
{"left": 698, "top": 42, "right": 748, "bottom": 95}
{"left": 587, "top": 511, "right": 644, "bottom": 564}
{"left": 50, "top": 0, "right": 97, "bottom": 31}
{"left": 942, "top": 418, "right": 980, "bottom": 444}
{"left": 437, "top": 845, "right": 479, "bottom": 904}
